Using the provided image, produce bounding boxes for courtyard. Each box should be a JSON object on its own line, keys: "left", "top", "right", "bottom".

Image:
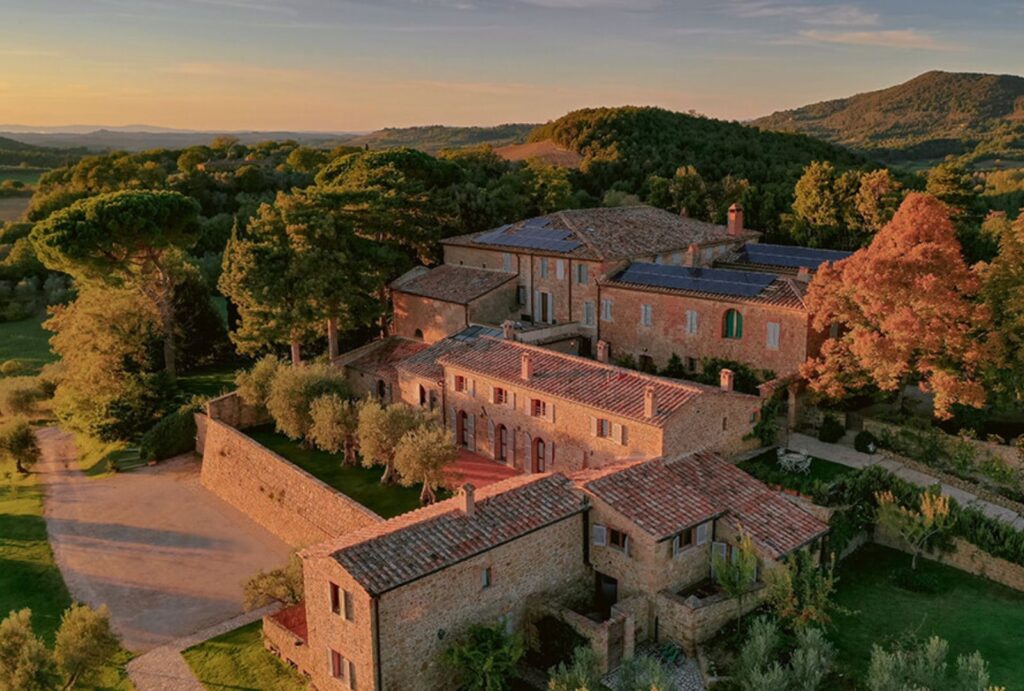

{"left": 37, "top": 427, "right": 292, "bottom": 652}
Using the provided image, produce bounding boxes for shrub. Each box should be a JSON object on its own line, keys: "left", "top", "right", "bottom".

{"left": 614, "top": 654, "right": 676, "bottom": 691}
{"left": 548, "top": 646, "right": 601, "bottom": 691}
{"left": 139, "top": 404, "right": 199, "bottom": 461}
{"left": 444, "top": 623, "right": 524, "bottom": 691}
{"left": 854, "top": 430, "right": 877, "bottom": 454}
{"left": 0, "top": 376, "right": 46, "bottom": 416}
{"left": 817, "top": 413, "right": 845, "bottom": 443}
{"left": 0, "top": 359, "right": 25, "bottom": 375}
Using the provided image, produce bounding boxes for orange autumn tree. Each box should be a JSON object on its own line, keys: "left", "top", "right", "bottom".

{"left": 801, "top": 192, "right": 990, "bottom": 418}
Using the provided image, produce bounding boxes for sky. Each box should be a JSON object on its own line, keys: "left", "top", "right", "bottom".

{"left": 0, "top": 0, "right": 1021, "bottom": 132}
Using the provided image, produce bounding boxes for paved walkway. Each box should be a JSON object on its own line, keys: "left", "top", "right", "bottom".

{"left": 787, "top": 432, "right": 1024, "bottom": 529}
{"left": 126, "top": 605, "right": 278, "bottom": 691}
{"left": 36, "top": 427, "right": 292, "bottom": 651}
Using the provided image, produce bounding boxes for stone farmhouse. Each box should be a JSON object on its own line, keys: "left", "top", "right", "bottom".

{"left": 237, "top": 205, "right": 849, "bottom": 689}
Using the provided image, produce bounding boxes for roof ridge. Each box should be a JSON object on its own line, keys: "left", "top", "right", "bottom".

{"left": 554, "top": 209, "right": 605, "bottom": 260}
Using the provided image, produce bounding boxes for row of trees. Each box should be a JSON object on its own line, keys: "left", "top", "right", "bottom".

{"left": 237, "top": 357, "right": 458, "bottom": 503}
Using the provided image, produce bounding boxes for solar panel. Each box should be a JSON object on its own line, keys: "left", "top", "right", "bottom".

{"left": 739, "top": 243, "right": 851, "bottom": 269}
{"left": 474, "top": 217, "right": 581, "bottom": 253}
{"left": 615, "top": 263, "right": 776, "bottom": 298}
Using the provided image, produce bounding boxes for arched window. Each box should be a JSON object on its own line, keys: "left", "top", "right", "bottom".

{"left": 413, "top": 328, "right": 424, "bottom": 341}
{"left": 722, "top": 309, "right": 743, "bottom": 339}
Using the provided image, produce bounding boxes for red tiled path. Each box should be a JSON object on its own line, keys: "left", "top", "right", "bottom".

{"left": 444, "top": 448, "right": 521, "bottom": 489}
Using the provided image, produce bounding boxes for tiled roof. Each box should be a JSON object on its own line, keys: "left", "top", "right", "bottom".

{"left": 580, "top": 451, "right": 828, "bottom": 557}
{"left": 344, "top": 337, "right": 429, "bottom": 377}
{"left": 320, "top": 474, "right": 586, "bottom": 595}
{"left": 391, "top": 265, "right": 516, "bottom": 304}
{"left": 604, "top": 267, "right": 807, "bottom": 310}
{"left": 437, "top": 336, "right": 724, "bottom": 426}
{"left": 443, "top": 206, "right": 753, "bottom": 261}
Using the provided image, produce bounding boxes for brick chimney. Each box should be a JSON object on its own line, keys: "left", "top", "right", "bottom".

{"left": 643, "top": 384, "right": 657, "bottom": 419}
{"left": 596, "top": 340, "right": 610, "bottom": 364}
{"left": 796, "top": 266, "right": 811, "bottom": 281}
{"left": 502, "top": 320, "right": 516, "bottom": 341}
{"left": 521, "top": 352, "right": 533, "bottom": 381}
{"left": 684, "top": 243, "right": 700, "bottom": 268}
{"left": 720, "top": 368, "right": 735, "bottom": 392}
{"left": 727, "top": 204, "right": 744, "bottom": 237}
{"left": 459, "top": 483, "right": 475, "bottom": 518}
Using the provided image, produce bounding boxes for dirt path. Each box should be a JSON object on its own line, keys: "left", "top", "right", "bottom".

{"left": 36, "top": 427, "right": 291, "bottom": 653}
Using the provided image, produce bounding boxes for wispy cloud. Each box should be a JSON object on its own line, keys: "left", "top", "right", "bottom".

{"left": 800, "top": 28, "right": 959, "bottom": 51}
{"left": 727, "top": 1, "right": 878, "bottom": 26}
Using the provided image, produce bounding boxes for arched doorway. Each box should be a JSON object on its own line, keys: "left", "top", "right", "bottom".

{"left": 413, "top": 328, "right": 424, "bottom": 340}
{"left": 532, "top": 436, "right": 546, "bottom": 473}
{"left": 456, "top": 411, "right": 469, "bottom": 447}
{"left": 495, "top": 424, "right": 508, "bottom": 462}
{"left": 376, "top": 379, "right": 387, "bottom": 400}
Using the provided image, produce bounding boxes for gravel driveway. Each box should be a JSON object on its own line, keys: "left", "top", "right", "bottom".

{"left": 37, "top": 427, "right": 291, "bottom": 652}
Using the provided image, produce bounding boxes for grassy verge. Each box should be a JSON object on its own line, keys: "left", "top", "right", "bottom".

{"left": 182, "top": 620, "right": 306, "bottom": 691}
{"left": 0, "top": 463, "right": 133, "bottom": 689}
{"left": 737, "top": 449, "right": 855, "bottom": 496}
{"left": 831, "top": 543, "right": 1024, "bottom": 689}
{"left": 176, "top": 362, "right": 243, "bottom": 402}
{"left": 0, "top": 313, "right": 56, "bottom": 375}
{"left": 247, "top": 426, "right": 427, "bottom": 518}
{"left": 74, "top": 434, "right": 131, "bottom": 478}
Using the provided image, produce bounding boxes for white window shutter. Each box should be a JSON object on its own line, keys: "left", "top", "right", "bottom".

{"left": 533, "top": 290, "right": 541, "bottom": 321}
{"left": 612, "top": 422, "right": 622, "bottom": 445}
{"left": 523, "top": 432, "right": 532, "bottom": 469}
{"left": 672, "top": 535, "right": 681, "bottom": 558}
{"left": 623, "top": 535, "right": 630, "bottom": 557}
{"left": 466, "top": 414, "right": 475, "bottom": 451}
{"left": 471, "top": 379, "right": 476, "bottom": 397}
{"left": 590, "top": 416, "right": 598, "bottom": 436}
{"left": 696, "top": 522, "right": 710, "bottom": 545}
{"left": 448, "top": 407, "right": 456, "bottom": 433}
{"left": 556, "top": 259, "right": 565, "bottom": 280}
{"left": 487, "top": 419, "right": 495, "bottom": 451}
{"left": 711, "top": 541, "right": 728, "bottom": 578}
{"left": 592, "top": 524, "right": 607, "bottom": 546}
{"left": 547, "top": 403, "right": 555, "bottom": 423}
{"left": 512, "top": 392, "right": 518, "bottom": 410}
{"left": 546, "top": 292, "right": 554, "bottom": 323}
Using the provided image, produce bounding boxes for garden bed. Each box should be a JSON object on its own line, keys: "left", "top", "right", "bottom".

{"left": 737, "top": 450, "right": 855, "bottom": 497}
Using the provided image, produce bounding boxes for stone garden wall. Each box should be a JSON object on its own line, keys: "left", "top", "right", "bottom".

{"left": 655, "top": 584, "right": 768, "bottom": 655}
{"left": 200, "top": 417, "right": 383, "bottom": 547}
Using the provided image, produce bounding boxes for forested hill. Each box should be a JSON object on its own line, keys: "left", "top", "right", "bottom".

{"left": 752, "top": 71, "right": 1024, "bottom": 165}
{"left": 0, "top": 136, "right": 84, "bottom": 167}
{"left": 341, "top": 124, "right": 536, "bottom": 153}
{"left": 525, "top": 106, "right": 868, "bottom": 232}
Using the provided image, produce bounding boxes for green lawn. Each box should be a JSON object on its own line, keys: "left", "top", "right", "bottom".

{"left": 737, "top": 449, "right": 855, "bottom": 496}
{"left": 832, "top": 543, "right": 1024, "bottom": 689}
{"left": 247, "top": 426, "right": 427, "bottom": 518}
{"left": 0, "top": 463, "right": 133, "bottom": 689}
{"left": 0, "top": 313, "right": 56, "bottom": 375}
{"left": 176, "top": 362, "right": 242, "bottom": 402}
{"left": 182, "top": 621, "right": 306, "bottom": 691}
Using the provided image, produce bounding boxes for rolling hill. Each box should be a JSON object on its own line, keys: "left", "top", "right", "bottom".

{"left": 339, "top": 124, "right": 535, "bottom": 153}
{"left": 752, "top": 71, "right": 1024, "bottom": 166}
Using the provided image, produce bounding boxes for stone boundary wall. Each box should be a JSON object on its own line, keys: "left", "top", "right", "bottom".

{"left": 263, "top": 611, "right": 316, "bottom": 680}
{"left": 200, "top": 417, "right": 383, "bottom": 547}
{"left": 874, "top": 528, "right": 1024, "bottom": 593}
{"left": 655, "top": 584, "right": 768, "bottom": 655}
{"left": 206, "top": 391, "right": 272, "bottom": 430}
{"left": 863, "top": 418, "right": 1022, "bottom": 470}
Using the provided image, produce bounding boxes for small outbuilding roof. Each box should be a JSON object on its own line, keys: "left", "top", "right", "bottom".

{"left": 391, "top": 264, "right": 517, "bottom": 305}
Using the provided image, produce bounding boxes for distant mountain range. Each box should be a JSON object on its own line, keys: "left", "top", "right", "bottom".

{"left": 752, "top": 70, "right": 1024, "bottom": 166}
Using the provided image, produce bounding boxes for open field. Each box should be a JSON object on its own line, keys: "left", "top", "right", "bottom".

{"left": 832, "top": 543, "right": 1024, "bottom": 689}
{"left": 0, "top": 194, "right": 31, "bottom": 221}
{"left": 0, "top": 460, "right": 133, "bottom": 689}
{"left": 0, "top": 166, "right": 46, "bottom": 185}
{"left": 182, "top": 621, "right": 307, "bottom": 691}
{"left": 248, "top": 426, "right": 426, "bottom": 518}
{"left": 0, "top": 313, "right": 55, "bottom": 374}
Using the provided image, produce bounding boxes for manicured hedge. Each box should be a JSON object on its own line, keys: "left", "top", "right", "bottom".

{"left": 139, "top": 406, "right": 198, "bottom": 461}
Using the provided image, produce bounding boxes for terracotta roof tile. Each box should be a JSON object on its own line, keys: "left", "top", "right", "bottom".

{"left": 345, "top": 338, "right": 429, "bottom": 378}
{"left": 581, "top": 451, "right": 828, "bottom": 557}
{"left": 320, "top": 474, "right": 586, "bottom": 595}
{"left": 437, "top": 337, "right": 725, "bottom": 426}
{"left": 391, "top": 265, "right": 516, "bottom": 305}
{"left": 443, "top": 206, "right": 754, "bottom": 261}
{"left": 268, "top": 602, "right": 308, "bottom": 642}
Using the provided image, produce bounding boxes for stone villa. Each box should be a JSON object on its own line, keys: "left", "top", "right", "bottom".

{"left": 246, "top": 205, "right": 848, "bottom": 689}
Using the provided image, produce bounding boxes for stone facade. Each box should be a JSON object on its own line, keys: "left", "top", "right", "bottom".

{"left": 200, "top": 418, "right": 382, "bottom": 547}
{"left": 392, "top": 280, "right": 518, "bottom": 344}
{"left": 596, "top": 283, "right": 815, "bottom": 377}
{"left": 655, "top": 584, "right": 769, "bottom": 655}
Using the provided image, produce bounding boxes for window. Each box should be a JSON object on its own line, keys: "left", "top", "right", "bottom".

{"left": 722, "top": 416, "right": 728, "bottom": 431}
{"left": 517, "top": 286, "right": 527, "bottom": 305}
{"left": 502, "top": 252, "right": 513, "bottom": 272}
{"left": 329, "top": 649, "right": 345, "bottom": 680}
{"left": 591, "top": 417, "right": 611, "bottom": 438}
{"left": 583, "top": 300, "right": 595, "bottom": 326}
{"left": 766, "top": 322, "right": 780, "bottom": 350}
{"left": 329, "top": 583, "right": 341, "bottom": 615}
{"left": 601, "top": 298, "right": 614, "bottom": 322}
{"left": 492, "top": 386, "right": 507, "bottom": 405}
{"left": 640, "top": 304, "right": 653, "bottom": 327}
{"left": 481, "top": 567, "right": 492, "bottom": 589}
{"left": 454, "top": 375, "right": 467, "bottom": 392}
{"left": 723, "top": 309, "right": 743, "bottom": 339}
{"left": 418, "top": 385, "right": 427, "bottom": 406}
{"left": 695, "top": 522, "right": 710, "bottom": 545}
{"left": 555, "top": 259, "right": 565, "bottom": 280}
{"left": 413, "top": 328, "right": 423, "bottom": 340}
{"left": 608, "top": 528, "right": 629, "bottom": 554}
{"left": 576, "top": 263, "right": 589, "bottom": 285}
{"left": 685, "top": 310, "right": 699, "bottom": 335}
{"left": 611, "top": 422, "right": 627, "bottom": 445}
{"left": 686, "top": 357, "right": 697, "bottom": 373}
{"left": 343, "top": 590, "right": 354, "bottom": 621}
{"left": 538, "top": 258, "right": 548, "bottom": 279}
{"left": 672, "top": 528, "right": 694, "bottom": 557}
{"left": 591, "top": 524, "right": 607, "bottom": 546}
{"left": 530, "top": 399, "right": 547, "bottom": 418}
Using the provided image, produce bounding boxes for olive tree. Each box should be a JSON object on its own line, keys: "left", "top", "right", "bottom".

{"left": 393, "top": 424, "right": 457, "bottom": 504}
